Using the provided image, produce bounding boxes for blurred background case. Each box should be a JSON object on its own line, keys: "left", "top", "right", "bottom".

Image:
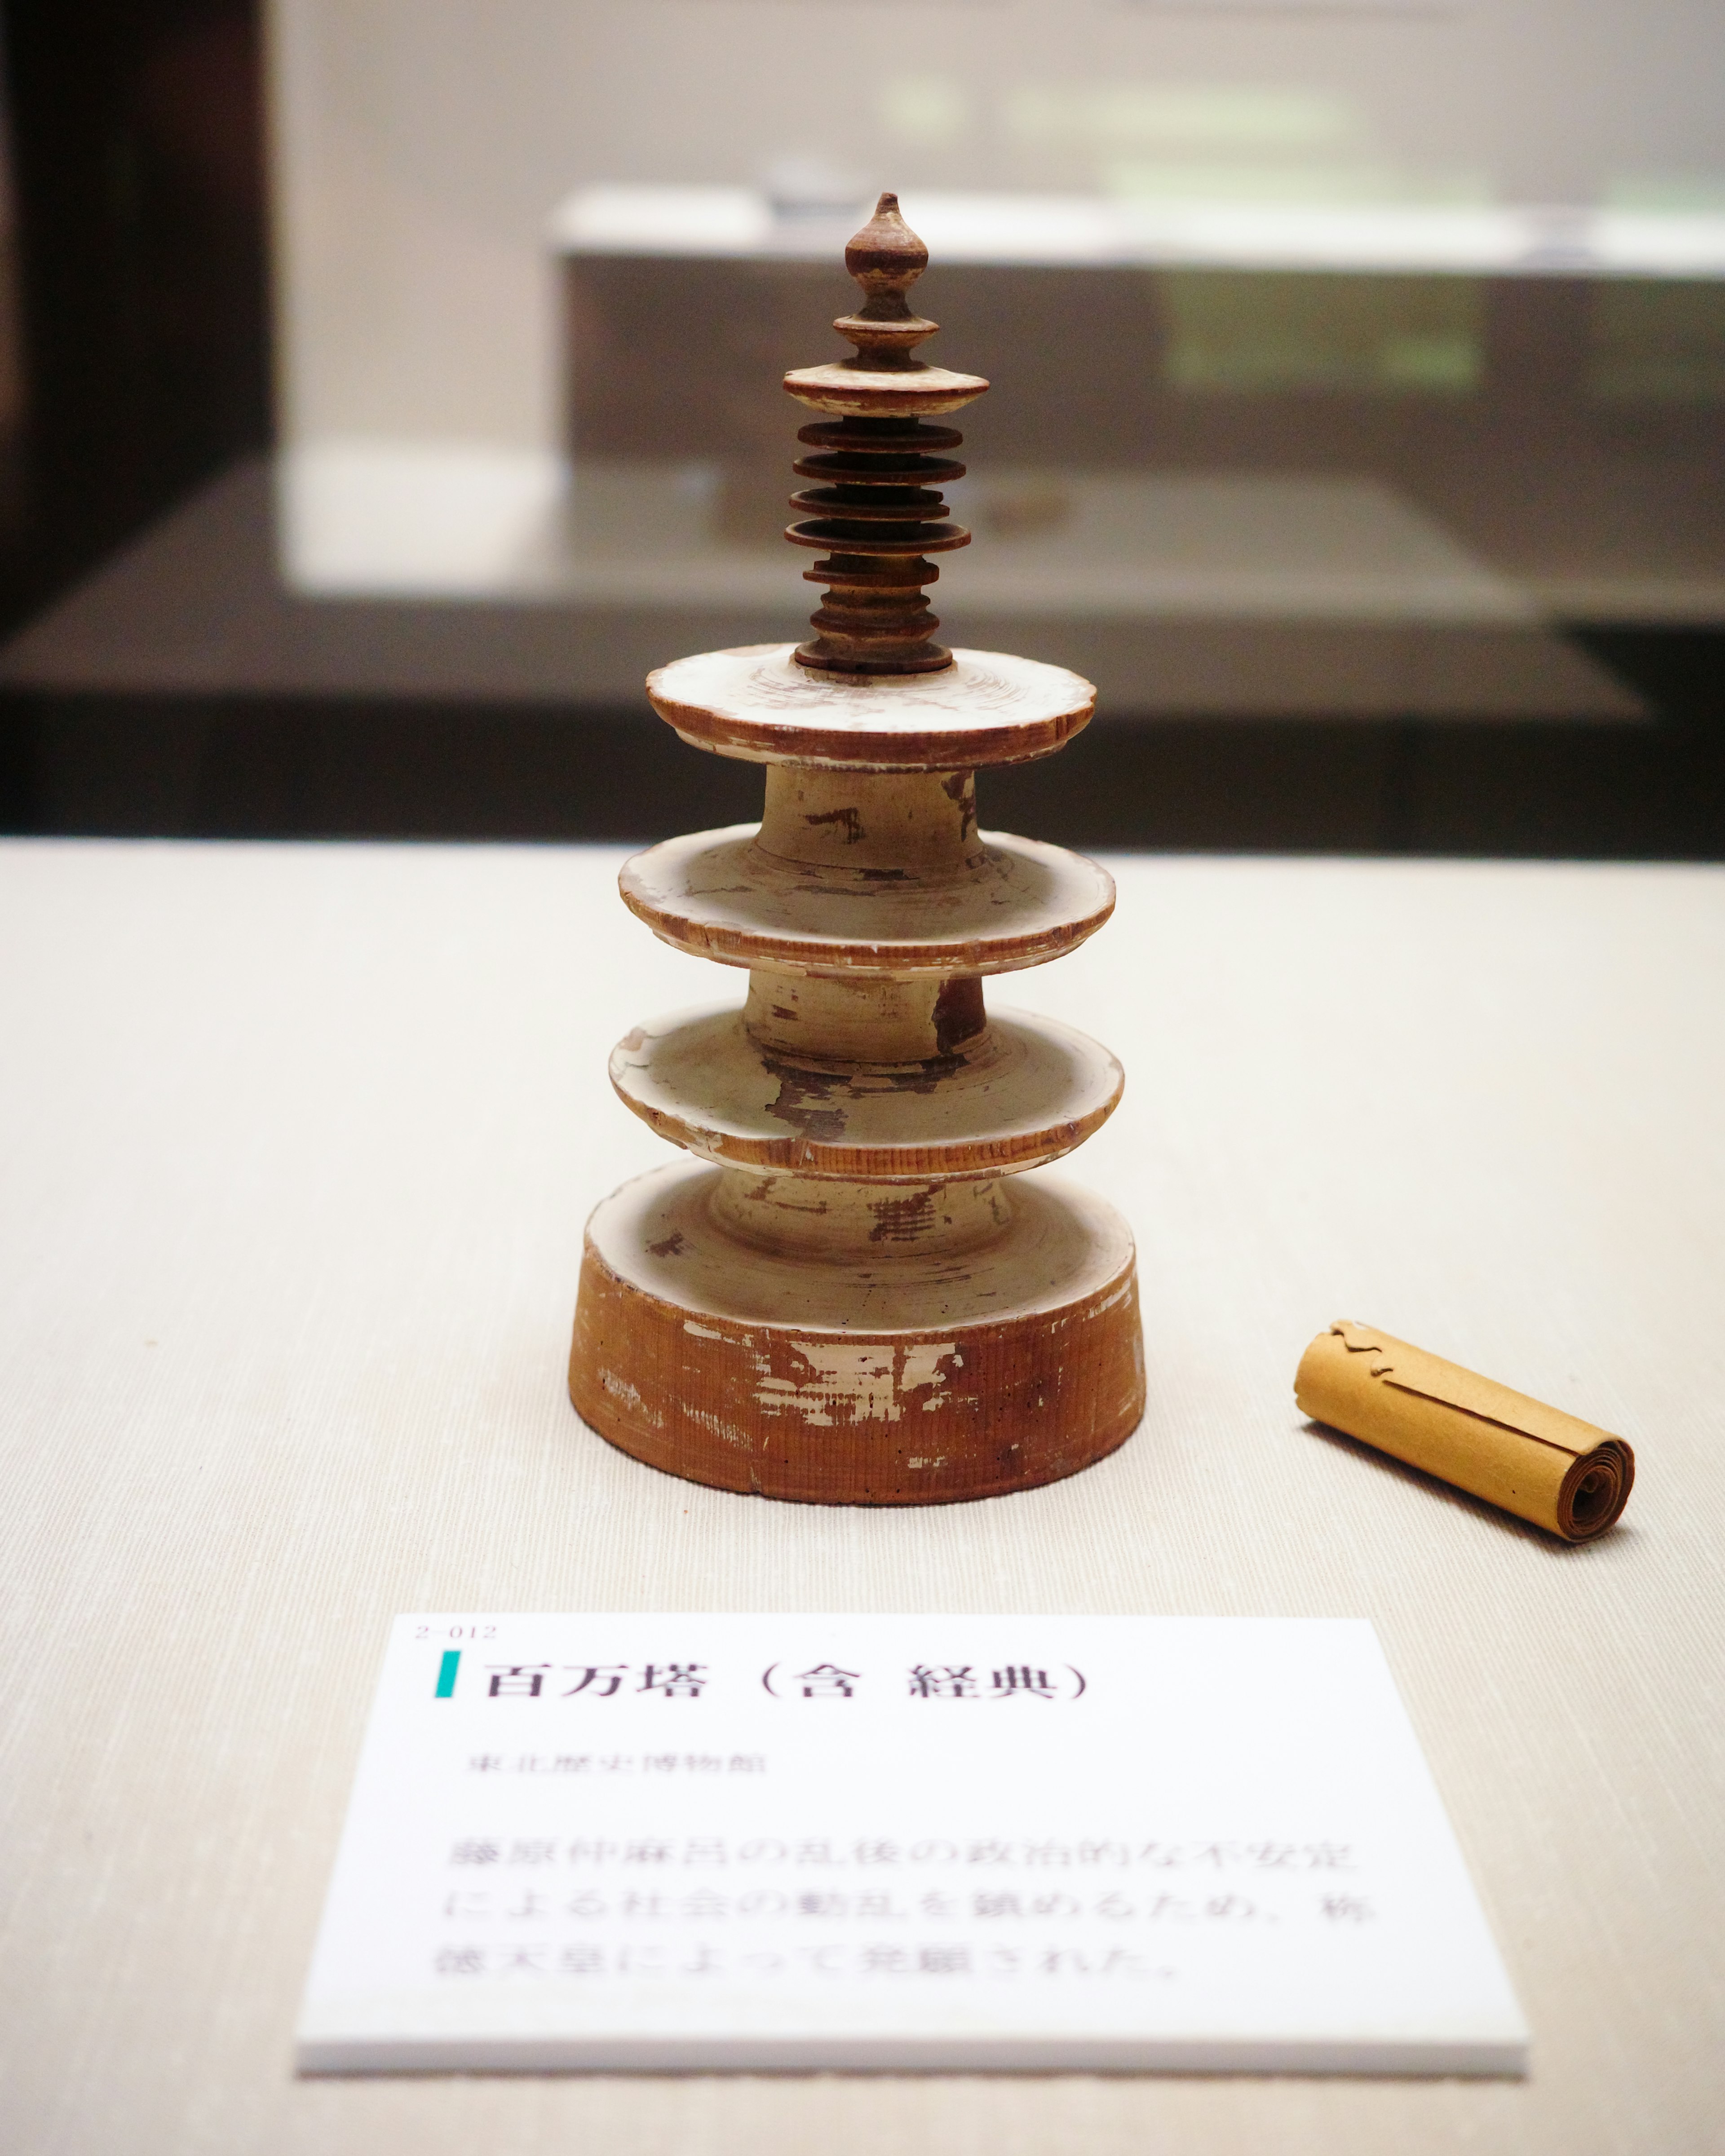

{"left": 0, "top": 0, "right": 1721, "bottom": 853}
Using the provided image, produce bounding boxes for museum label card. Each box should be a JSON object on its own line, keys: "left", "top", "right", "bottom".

{"left": 296, "top": 1614, "right": 1527, "bottom": 2074}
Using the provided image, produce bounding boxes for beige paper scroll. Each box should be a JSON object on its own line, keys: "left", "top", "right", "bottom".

{"left": 1295, "top": 1321, "right": 1634, "bottom": 1542}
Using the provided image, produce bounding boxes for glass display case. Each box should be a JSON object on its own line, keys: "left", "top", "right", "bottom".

{"left": 2, "top": 0, "right": 1722, "bottom": 845}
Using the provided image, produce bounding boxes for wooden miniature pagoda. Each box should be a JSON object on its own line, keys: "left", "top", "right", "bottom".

{"left": 569, "top": 193, "right": 1144, "bottom": 1503}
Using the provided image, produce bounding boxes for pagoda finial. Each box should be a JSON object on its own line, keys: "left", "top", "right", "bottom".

{"left": 834, "top": 192, "right": 935, "bottom": 369}
{"left": 779, "top": 194, "right": 990, "bottom": 676}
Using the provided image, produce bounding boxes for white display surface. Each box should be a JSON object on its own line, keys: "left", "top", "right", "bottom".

{"left": 299, "top": 1613, "right": 1525, "bottom": 2073}
{"left": 4, "top": 843, "right": 1722, "bottom": 2155}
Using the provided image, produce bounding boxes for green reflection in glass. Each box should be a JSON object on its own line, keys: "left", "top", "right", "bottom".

{"left": 1106, "top": 161, "right": 1489, "bottom": 207}
{"left": 1605, "top": 176, "right": 1725, "bottom": 212}
{"left": 879, "top": 78, "right": 974, "bottom": 146}
{"left": 1157, "top": 272, "right": 1484, "bottom": 396}
{"left": 1003, "top": 84, "right": 1361, "bottom": 151}
{"left": 1589, "top": 281, "right": 1725, "bottom": 402}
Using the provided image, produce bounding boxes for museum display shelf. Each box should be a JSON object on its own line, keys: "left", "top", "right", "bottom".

{"left": 1, "top": 834, "right": 1720, "bottom": 2151}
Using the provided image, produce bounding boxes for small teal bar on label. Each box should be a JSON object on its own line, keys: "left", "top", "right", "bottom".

{"left": 435, "top": 1650, "right": 460, "bottom": 1699}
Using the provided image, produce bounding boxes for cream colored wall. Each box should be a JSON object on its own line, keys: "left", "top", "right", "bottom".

{"left": 266, "top": 0, "right": 1725, "bottom": 453}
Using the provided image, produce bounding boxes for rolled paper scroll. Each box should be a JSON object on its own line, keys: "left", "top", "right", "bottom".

{"left": 1295, "top": 1320, "right": 1635, "bottom": 1542}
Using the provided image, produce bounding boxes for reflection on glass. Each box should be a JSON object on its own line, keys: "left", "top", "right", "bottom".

{"left": 1158, "top": 274, "right": 1483, "bottom": 395}
{"left": 257, "top": 0, "right": 1725, "bottom": 704}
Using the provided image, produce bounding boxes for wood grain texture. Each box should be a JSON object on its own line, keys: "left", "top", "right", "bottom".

{"left": 619, "top": 767, "right": 1115, "bottom": 977}
{"left": 608, "top": 1002, "right": 1124, "bottom": 1181}
{"left": 645, "top": 643, "right": 1096, "bottom": 770}
{"left": 619, "top": 824, "right": 1116, "bottom": 976}
{"left": 571, "top": 1162, "right": 1144, "bottom": 1504}
{"left": 780, "top": 363, "right": 988, "bottom": 417}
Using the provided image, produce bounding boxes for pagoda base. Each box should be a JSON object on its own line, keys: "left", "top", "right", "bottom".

{"left": 569, "top": 1161, "right": 1145, "bottom": 1505}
